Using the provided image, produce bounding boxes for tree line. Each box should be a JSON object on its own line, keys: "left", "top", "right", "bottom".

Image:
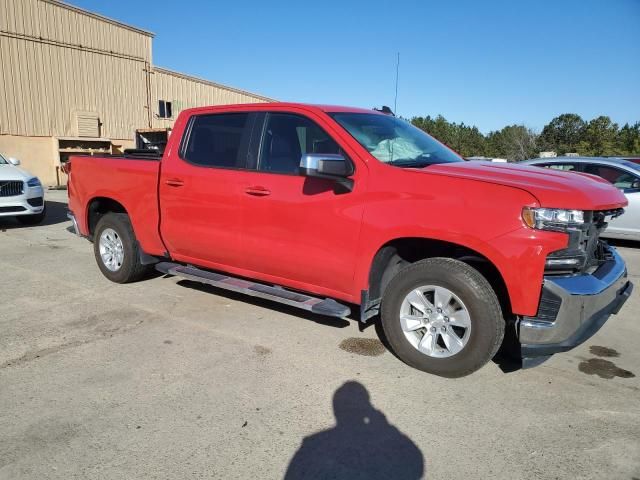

{"left": 410, "top": 113, "right": 640, "bottom": 161}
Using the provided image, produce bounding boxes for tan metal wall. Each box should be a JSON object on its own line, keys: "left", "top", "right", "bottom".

{"left": 0, "top": 0, "right": 272, "bottom": 186}
{"left": 0, "top": 0, "right": 152, "bottom": 139}
{"left": 1, "top": 0, "right": 151, "bottom": 61}
{"left": 151, "top": 68, "right": 271, "bottom": 129}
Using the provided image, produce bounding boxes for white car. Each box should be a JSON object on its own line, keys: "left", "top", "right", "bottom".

{"left": 0, "top": 153, "right": 46, "bottom": 225}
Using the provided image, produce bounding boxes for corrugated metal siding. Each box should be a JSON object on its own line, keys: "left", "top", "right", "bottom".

{"left": 151, "top": 68, "right": 271, "bottom": 129}
{"left": 0, "top": 0, "right": 151, "bottom": 61}
{"left": 0, "top": 34, "right": 149, "bottom": 138}
{"left": 0, "top": 0, "right": 151, "bottom": 138}
{"left": 0, "top": 0, "right": 272, "bottom": 139}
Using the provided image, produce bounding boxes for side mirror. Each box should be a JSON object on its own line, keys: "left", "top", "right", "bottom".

{"left": 300, "top": 154, "right": 354, "bottom": 192}
{"left": 300, "top": 154, "right": 353, "bottom": 178}
{"left": 8, "top": 157, "right": 20, "bottom": 166}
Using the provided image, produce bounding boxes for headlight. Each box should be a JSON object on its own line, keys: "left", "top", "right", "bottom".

{"left": 522, "top": 207, "right": 585, "bottom": 232}
{"left": 27, "top": 177, "right": 41, "bottom": 188}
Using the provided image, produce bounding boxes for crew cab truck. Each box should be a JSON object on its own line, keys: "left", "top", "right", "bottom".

{"left": 66, "top": 103, "right": 633, "bottom": 377}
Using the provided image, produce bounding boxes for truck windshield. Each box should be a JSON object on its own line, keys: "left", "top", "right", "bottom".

{"left": 0, "top": 154, "right": 7, "bottom": 165}
{"left": 329, "top": 112, "right": 463, "bottom": 167}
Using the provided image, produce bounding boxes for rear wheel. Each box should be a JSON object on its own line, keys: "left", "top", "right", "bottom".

{"left": 16, "top": 205, "right": 46, "bottom": 225}
{"left": 93, "top": 213, "right": 150, "bottom": 283}
{"left": 380, "top": 258, "right": 504, "bottom": 378}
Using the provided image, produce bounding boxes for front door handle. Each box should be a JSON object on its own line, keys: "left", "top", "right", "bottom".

{"left": 165, "top": 178, "right": 185, "bottom": 187}
{"left": 245, "top": 186, "right": 271, "bottom": 196}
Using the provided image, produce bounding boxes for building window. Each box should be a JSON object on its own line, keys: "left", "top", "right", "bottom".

{"left": 158, "top": 100, "right": 172, "bottom": 118}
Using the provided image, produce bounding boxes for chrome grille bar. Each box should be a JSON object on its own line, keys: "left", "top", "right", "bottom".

{"left": 0, "top": 180, "right": 24, "bottom": 197}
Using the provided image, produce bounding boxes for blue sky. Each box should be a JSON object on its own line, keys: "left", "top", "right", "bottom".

{"left": 72, "top": 0, "right": 639, "bottom": 133}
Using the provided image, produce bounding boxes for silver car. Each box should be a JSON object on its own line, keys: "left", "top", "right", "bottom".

{"left": 522, "top": 157, "right": 640, "bottom": 241}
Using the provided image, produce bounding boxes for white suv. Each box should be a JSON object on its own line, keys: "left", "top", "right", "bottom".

{"left": 0, "top": 153, "right": 46, "bottom": 225}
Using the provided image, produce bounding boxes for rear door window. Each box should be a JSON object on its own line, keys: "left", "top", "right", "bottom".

{"left": 583, "top": 164, "right": 640, "bottom": 191}
{"left": 258, "top": 113, "right": 342, "bottom": 175}
{"left": 181, "top": 113, "right": 252, "bottom": 169}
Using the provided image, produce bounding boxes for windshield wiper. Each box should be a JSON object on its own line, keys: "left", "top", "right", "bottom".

{"left": 388, "top": 158, "right": 434, "bottom": 168}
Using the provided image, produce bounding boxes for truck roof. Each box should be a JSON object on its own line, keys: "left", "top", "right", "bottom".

{"left": 180, "top": 102, "right": 380, "bottom": 117}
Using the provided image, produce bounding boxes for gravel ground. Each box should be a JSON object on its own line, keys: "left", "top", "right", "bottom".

{"left": 1, "top": 190, "right": 639, "bottom": 479}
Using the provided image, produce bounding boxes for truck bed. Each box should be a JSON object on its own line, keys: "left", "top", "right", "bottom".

{"left": 67, "top": 154, "right": 166, "bottom": 255}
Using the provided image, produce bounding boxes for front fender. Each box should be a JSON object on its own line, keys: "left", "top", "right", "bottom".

{"left": 352, "top": 175, "right": 569, "bottom": 316}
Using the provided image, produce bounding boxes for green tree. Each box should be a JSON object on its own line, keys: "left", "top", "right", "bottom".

{"left": 412, "top": 112, "right": 637, "bottom": 159}
{"left": 486, "top": 125, "right": 538, "bottom": 161}
{"left": 411, "top": 116, "right": 487, "bottom": 157}
{"left": 617, "top": 122, "right": 640, "bottom": 155}
{"left": 577, "top": 116, "right": 619, "bottom": 156}
{"left": 539, "top": 113, "right": 586, "bottom": 154}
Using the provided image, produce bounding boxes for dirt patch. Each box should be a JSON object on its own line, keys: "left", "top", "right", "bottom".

{"left": 65, "top": 308, "right": 148, "bottom": 335}
{"left": 2, "top": 308, "right": 150, "bottom": 369}
{"left": 578, "top": 358, "right": 635, "bottom": 379}
{"left": 339, "top": 338, "right": 386, "bottom": 357}
{"left": 589, "top": 346, "right": 620, "bottom": 358}
{"left": 1, "top": 340, "right": 85, "bottom": 369}
{"left": 254, "top": 345, "right": 271, "bottom": 356}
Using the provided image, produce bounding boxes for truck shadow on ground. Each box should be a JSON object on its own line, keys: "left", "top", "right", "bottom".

{"left": 175, "top": 278, "right": 524, "bottom": 373}
{"left": 0, "top": 200, "right": 68, "bottom": 229}
{"left": 284, "top": 381, "right": 425, "bottom": 480}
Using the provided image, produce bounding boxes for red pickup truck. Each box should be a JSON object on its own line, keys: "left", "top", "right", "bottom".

{"left": 66, "top": 103, "right": 633, "bottom": 377}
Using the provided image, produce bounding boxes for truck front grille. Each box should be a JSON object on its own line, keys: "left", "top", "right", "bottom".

{"left": 585, "top": 209, "right": 623, "bottom": 268}
{"left": 544, "top": 208, "right": 623, "bottom": 276}
{"left": 0, "top": 180, "right": 24, "bottom": 197}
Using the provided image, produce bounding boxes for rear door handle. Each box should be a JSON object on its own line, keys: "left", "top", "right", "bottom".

{"left": 165, "top": 178, "right": 185, "bottom": 187}
{"left": 244, "top": 186, "right": 271, "bottom": 196}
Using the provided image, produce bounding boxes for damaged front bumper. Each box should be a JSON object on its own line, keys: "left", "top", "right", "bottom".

{"left": 519, "top": 246, "right": 633, "bottom": 366}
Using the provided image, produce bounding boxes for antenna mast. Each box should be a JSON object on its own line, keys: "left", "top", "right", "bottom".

{"left": 393, "top": 52, "right": 400, "bottom": 115}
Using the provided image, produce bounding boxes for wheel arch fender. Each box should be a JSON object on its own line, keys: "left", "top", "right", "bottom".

{"left": 358, "top": 235, "right": 513, "bottom": 321}
{"left": 85, "top": 195, "right": 129, "bottom": 239}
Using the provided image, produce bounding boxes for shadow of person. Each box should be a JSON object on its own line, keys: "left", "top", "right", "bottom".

{"left": 284, "top": 381, "right": 424, "bottom": 480}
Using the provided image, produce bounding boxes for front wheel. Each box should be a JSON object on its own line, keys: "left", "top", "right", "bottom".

{"left": 380, "top": 258, "right": 505, "bottom": 378}
{"left": 93, "top": 213, "right": 150, "bottom": 283}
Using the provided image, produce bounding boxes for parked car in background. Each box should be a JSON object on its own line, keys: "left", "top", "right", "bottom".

{"left": 522, "top": 157, "right": 640, "bottom": 241}
{"left": 606, "top": 156, "right": 640, "bottom": 165}
{"left": 0, "top": 153, "right": 46, "bottom": 224}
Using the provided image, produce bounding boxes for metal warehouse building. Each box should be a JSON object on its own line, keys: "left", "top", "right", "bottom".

{"left": 0, "top": 0, "right": 271, "bottom": 186}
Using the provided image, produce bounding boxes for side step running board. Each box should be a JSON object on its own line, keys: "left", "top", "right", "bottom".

{"left": 155, "top": 262, "right": 351, "bottom": 318}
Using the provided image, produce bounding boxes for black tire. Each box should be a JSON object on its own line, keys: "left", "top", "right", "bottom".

{"left": 380, "top": 258, "right": 505, "bottom": 378}
{"left": 16, "top": 205, "right": 46, "bottom": 225}
{"left": 93, "top": 212, "right": 150, "bottom": 283}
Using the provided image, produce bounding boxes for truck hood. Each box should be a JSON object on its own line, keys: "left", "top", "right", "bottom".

{"left": 0, "top": 164, "right": 31, "bottom": 181}
{"left": 424, "top": 161, "right": 627, "bottom": 210}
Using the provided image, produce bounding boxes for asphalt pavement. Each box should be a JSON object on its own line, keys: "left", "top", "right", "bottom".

{"left": 1, "top": 190, "right": 639, "bottom": 479}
